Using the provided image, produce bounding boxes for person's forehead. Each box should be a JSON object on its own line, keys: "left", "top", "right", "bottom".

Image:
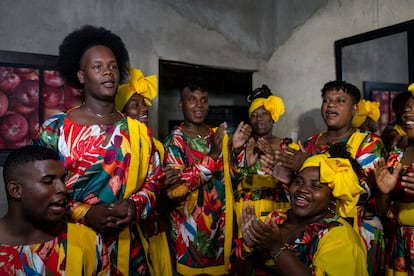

{"left": 405, "top": 97, "right": 414, "bottom": 105}
{"left": 31, "top": 159, "right": 64, "bottom": 173}
{"left": 183, "top": 88, "right": 208, "bottom": 97}
{"left": 128, "top": 93, "right": 145, "bottom": 102}
{"left": 324, "top": 89, "right": 349, "bottom": 96}
{"left": 252, "top": 106, "right": 267, "bottom": 112}
{"left": 299, "top": 166, "right": 319, "bottom": 175}
{"left": 80, "top": 45, "right": 115, "bottom": 62}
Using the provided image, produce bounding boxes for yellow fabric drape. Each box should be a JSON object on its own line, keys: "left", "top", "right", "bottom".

{"left": 147, "top": 136, "right": 173, "bottom": 276}
{"left": 117, "top": 117, "right": 151, "bottom": 275}
{"left": 330, "top": 131, "right": 366, "bottom": 232}
{"left": 346, "top": 132, "right": 367, "bottom": 160}
{"left": 66, "top": 223, "right": 109, "bottom": 275}
{"left": 396, "top": 202, "right": 414, "bottom": 226}
{"left": 394, "top": 124, "right": 406, "bottom": 136}
{"left": 125, "top": 118, "right": 172, "bottom": 276}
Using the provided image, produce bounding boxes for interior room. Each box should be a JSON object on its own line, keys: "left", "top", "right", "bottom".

{"left": 0, "top": 0, "right": 413, "bottom": 217}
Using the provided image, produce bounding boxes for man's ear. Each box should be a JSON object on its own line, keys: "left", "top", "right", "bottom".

{"left": 7, "top": 181, "right": 22, "bottom": 200}
{"left": 352, "top": 104, "right": 357, "bottom": 116}
{"left": 77, "top": 70, "right": 85, "bottom": 84}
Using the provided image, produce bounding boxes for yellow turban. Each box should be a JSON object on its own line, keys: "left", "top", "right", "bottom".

{"left": 408, "top": 83, "right": 414, "bottom": 97}
{"left": 299, "top": 154, "right": 362, "bottom": 220}
{"left": 351, "top": 99, "right": 380, "bottom": 128}
{"left": 248, "top": 95, "right": 285, "bottom": 122}
{"left": 115, "top": 67, "right": 158, "bottom": 112}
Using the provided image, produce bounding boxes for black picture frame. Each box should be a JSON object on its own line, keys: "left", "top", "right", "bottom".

{"left": 363, "top": 81, "right": 408, "bottom": 134}
{"left": 0, "top": 50, "right": 83, "bottom": 165}
{"left": 335, "top": 19, "right": 414, "bottom": 83}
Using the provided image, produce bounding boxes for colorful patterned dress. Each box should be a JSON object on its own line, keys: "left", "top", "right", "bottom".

{"left": 384, "top": 147, "right": 414, "bottom": 274}
{"left": 33, "top": 112, "right": 163, "bottom": 276}
{"left": 163, "top": 125, "right": 234, "bottom": 275}
{"left": 257, "top": 210, "right": 368, "bottom": 276}
{"left": 0, "top": 223, "right": 110, "bottom": 275}
{"left": 304, "top": 129, "right": 386, "bottom": 275}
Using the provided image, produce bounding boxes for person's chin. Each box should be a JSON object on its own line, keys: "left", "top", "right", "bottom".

{"left": 139, "top": 118, "right": 149, "bottom": 125}
{"left": 193, "top": 118, "right": 207, "bottom": 124}
{"left": 292, "top": 203, "right": 313, "bottom": 217}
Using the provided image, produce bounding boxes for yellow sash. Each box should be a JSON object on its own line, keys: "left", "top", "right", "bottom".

{"left": 397, "top": 202, "right": 414, "bottom": 226}
{"left": 117, "top": 117, "right": 151, "bottom": 275}
{"left": 346, "top": 131, "right": 367, "bottom": 159}
{"left": 176, "top": 133, "right": 234, "bottom": 275}
{"left": 66, "top": 223, "right": 105, "bottom": 275}
{"left": 153, "top": 137, "right": 165, "bottom": 162}
{"left": 344, "top": 131, "right": 368, "bottom": 233}
{"left": 147, "top": 137, "right": 173, "bottom": 276}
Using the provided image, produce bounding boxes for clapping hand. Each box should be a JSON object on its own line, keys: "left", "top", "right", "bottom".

{"left": 210, "top": 122, "right": 227, "bottom": 160}
{"left": 245, "top": 137, "right": 259, "bottom": 168}
{"left": 275, "top": 141, "right": 308, "bottom": 172}
{"left": 232, "top": 121, "right": 252, "bottom": 151}
{"left": 373, "top": 157, "right": 401, "bottom": 194}
{"left": 241, "top": 205, "right": 282, "bottom": 253}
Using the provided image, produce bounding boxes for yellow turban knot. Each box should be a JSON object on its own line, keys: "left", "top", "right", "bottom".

{"left": 248, "top": 95, "right": 285, "bottom": 122}
{"left": 351, "top": 99, "right": 380, "bottom": 128}
{"left": 408, "top": 83, "right": 414, "bottom": 97}
{"left": 299, "top": 154, "right": 362, "bottom": 220}
{"left": 115, "top": 67, "right": 158, "bottom": 112}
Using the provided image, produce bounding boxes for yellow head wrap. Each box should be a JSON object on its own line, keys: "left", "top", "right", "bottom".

{"left": 299, "top": 154, "right": 362, "bottom": 219}
{"left": 248, "top": 95, "right": 285, "bottom": 122}
{"left": 115, "top": 67, "right": 158, "bottom": 111}
{"left": 351, "top": 99, "right": 380, "bottom": 128}
{"left": 408, "top": 83, "right": 414, "bottom": 96}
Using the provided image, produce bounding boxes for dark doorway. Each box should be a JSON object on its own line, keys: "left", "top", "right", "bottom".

{"left": 158, "top": 60, "right": 253, "bottom": 141}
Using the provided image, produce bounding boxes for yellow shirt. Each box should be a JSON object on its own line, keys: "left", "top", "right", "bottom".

{"left": 313, "top": 217, "right": 368, "bottom": 276}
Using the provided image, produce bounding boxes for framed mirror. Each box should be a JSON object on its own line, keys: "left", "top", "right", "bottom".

{"left": 335, "top": 19, "right": 414, "bottom": 92}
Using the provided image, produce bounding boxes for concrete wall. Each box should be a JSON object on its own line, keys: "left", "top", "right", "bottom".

{"left": 256, "top": 0, "right": 414, "bottom": 140}
{"left": 0, "top": 0, "right": 262, "bottom": 216}
{"left": 0, "top": 0, "right": 413, "bottom": 216}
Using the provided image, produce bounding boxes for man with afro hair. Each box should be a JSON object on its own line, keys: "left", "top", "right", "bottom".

{"left": 33, "top": 25, "right": 164, "bottom": 276}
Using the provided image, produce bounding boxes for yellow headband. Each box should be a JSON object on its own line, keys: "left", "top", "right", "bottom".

{"left": 408, "top": 83, "right": 414, "bottom": 96}
{"left": 248, "top": 95, "right": 285, "bottom": 122}
{"left": 115, "top": 67, "right": 158, "bottom": 111}
{"left": 351, "top": 99, "right": 380, "bottom": 128}
{"left": 299, "top": 154, "right": 362, "bottom": 219}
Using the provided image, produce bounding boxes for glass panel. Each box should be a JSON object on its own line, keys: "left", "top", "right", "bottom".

{"left": 342, "top": 32, "right": 408, "bottom": 92}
